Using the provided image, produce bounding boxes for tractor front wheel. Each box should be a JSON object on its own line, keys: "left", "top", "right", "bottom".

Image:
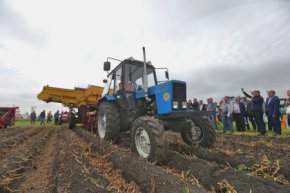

{"left": 131, "top": 116, "right": 168, "bottom": 163}
{"left": 181, "top": 116, "right": 216, "bottom": 147}
{"left": 97, "top": 102, "right": 120, "bottom": 141}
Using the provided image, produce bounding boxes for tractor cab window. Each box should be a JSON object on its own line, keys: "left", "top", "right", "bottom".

{"left": 114, "top": 67, "right": 122, "bottom": 92}
{"left": 101, "top": 74, "right": 113, "bottom": 96}
{"left": 124, "top": 64, "right": 156, "bottom": 92}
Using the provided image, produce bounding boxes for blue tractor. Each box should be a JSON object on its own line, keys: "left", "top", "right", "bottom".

{"left": 97, "top": 47, "right": 216, "bottom": 162}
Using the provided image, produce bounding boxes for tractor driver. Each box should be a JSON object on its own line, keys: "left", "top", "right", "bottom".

{"left": 125, "top": 81, "right": 136, "bottom": 92}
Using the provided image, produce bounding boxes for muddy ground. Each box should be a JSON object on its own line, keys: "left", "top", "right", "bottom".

{"left": 0, "top": 126, "right": 290, "bottom": 193}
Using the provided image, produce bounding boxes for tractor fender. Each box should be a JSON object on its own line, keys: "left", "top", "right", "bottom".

{"left": 96, "top": 95, "right": 117, "bottom": 109}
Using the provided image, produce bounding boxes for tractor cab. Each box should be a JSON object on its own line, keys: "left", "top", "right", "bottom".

{"left": 102, "top": 58, "right": 157, "bottom": 99}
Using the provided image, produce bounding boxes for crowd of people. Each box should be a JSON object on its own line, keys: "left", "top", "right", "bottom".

{"left": 187, "top": 89, "right": 290, "bottom": 136}
{"left": 30, "top": 110, "right": 63, "bottom": 126}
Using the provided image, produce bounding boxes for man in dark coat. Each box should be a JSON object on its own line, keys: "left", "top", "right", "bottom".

{"left": 198, "top": 100, "right": 207, "bottom": 111}
{"left": 39, "top": 110, "right": 46, "bottom": 126}
{"left": 266, "top": 90, "right": 281, "bottom": 135}
{"left": 54, "top": 110, "right": 60, "bottom": 125}
{"left": 242, "top": 88, "right": 266, "bottom": 135}
{"left": 242, "top": 97, "right": 257, "bottom": 131}
{"left": 192, "top": 98, "right": 199, "bottom": 110}
{"left": 30, "top": 111, "right": 36, "bottom": 125}
{"left": 287, "top": 90, "right": 290, "bottom": 126}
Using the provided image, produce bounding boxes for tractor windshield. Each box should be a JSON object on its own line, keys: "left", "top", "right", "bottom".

{"left": 124, "top": 64, "right": 156, "bottom": 92}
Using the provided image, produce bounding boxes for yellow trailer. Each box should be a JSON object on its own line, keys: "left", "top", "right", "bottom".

{"left": 37, "top": 85, "right": 108, "bottom": 132}
{"left": 37, "top": 85, "right": 104, "bottom": 107}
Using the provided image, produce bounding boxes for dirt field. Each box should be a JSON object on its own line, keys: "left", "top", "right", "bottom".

{"left": 1, "top": 126, "right": 290, "bottom": 193}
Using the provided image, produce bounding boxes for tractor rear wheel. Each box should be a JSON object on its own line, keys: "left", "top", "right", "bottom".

{"left": 181, "top": 116, "right": 216, "bottom": 147}
{"left": 97, "top": 102, "right": 120, "bottom": 141}
{"left": 131, "top": 116, "right": 168, "bottom": 163}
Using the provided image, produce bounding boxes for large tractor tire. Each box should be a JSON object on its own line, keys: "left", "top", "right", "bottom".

{"left": 131, "top": 116, "right": 168, "bottom": 163}
{"left": 181, "top": 116, "right": 216, "bottom": 147}
{"left": 97, "top": 102, "right": 121, "bottom": 141}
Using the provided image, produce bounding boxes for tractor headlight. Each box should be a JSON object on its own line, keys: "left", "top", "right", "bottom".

{"left": 182, "top": 101, "right": 187, "bottom": 109}
{"left": 173, "top": 101, "right": 178, "bottom": 109}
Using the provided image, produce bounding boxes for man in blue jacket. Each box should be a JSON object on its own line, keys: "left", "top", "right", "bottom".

{"left": 242, "top": 88, "right": 266, "bottom": 135}
{"left": 266, "top": 90, "right": 281, "bottom": 135}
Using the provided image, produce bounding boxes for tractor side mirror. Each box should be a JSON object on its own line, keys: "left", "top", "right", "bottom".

{"left": 103, "top": 79, "right": 108, "bottom": 83}
{"left": 104, "top": 62, "right": 111, "bottom": 71}
{"left": 165, "top": 71, "right": 169, "bottom": 80}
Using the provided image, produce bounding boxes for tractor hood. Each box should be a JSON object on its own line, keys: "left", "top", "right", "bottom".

{"left": 135, "top": 80, "right": 187, "bottom": 114}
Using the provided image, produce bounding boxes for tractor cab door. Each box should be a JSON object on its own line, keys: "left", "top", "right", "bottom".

{"left": 124, "top": 64, "right": 143, "bottom": 109}
{"left": 113, "top": 66, "right": 128, "bottom": 109}
{"left": 101, "top": 66, "right": 126, "bottom": 109}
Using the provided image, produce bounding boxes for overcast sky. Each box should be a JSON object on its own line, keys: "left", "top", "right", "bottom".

{"left": 0, "top": 0, "right": 290, "bottom": 114}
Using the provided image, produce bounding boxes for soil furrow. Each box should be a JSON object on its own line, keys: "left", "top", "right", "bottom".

{"left": 49, "top": 129, "right": 112, "bottom": 193}
{"left": 0, "top": 128, "right": 41, "bottom": 158}
{"left": 109, "top": 151, "right": 207, "bottom": 193}
{"left": 166, "top": 151, "right": 290, "bottom": 193}
{"left": 74, "top": 128, "right": 208, "bottom": 193}
{"left": 0, "top": 128, "right": 54, "bottom": 192}
{"left": 0, "top": 127, "right": 31, "bottom": 141}
{"left": 169, "top": 142, "right": 290, "bottom": 183}
{"left": 17, "top": 128, "right": 59, "bottom": 193}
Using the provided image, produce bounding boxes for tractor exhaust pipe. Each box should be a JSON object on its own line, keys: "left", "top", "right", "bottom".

{"left": 142, "top": 47, "right": 149, "bottom": 101}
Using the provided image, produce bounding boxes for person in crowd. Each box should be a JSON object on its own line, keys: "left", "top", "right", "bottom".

{"left": 232, "top": 96, "right": 246, "bottom": 132}
{"left": 206, "top": 98, "right": 217, "bottom": 130}
{"left": 192, "top": 98, "right": 199, "bottom": 110}
{"left": 30, "top": 111, "right": 36, "bottom": 125}
{"left": 242, "top": 88, "right": 266, "bottom": 136}
{"left": 54, "top": 110, "right": 60, "bottom": 125}
{"left": 242, "top": 97, "right": 257, "bottom": 131}
{"left": 39, "top": 110, "right": 46, "bottom": 126}
{"left": 218, "top": 99, "right": 224, "bottom": 123}
{"left": 187, "top": 100, "right": 193, "bottom": 109}
{"left": 198, "top": 100, "right": 206, "bottom": 111}
{"left": 47, "top": 111, "right": 53, "bottom": 123}
{"left": 266, "top": 90, "right": 281, "bottom": 135}
{"left": 222, "top": 96, "right": 234, "bottom": 134}
{"left": 287, "top": 90, "right": 290, "bottom": 125}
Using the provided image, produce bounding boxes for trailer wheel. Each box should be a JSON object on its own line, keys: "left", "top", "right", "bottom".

{"left": 97, "top": 102, "right": 120, "bottom": 141}
{"left": 181, "top": 116, "right": 216, "bottom": 147}
{"left": 131, "top": 116, "right": 168, "bottom": 163}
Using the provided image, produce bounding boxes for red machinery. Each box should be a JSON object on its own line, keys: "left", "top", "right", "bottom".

{"left": 0, "top": 107, "right": 19, "bottom": 129}
{"left": 58, "top": 111, "right": 69, "bottom": 125}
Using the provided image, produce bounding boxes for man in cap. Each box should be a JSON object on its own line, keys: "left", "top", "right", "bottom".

{"left": 242, "top": 88, "right": 266, "bottom": 135}
{"left": 266, "top": 90, "right": 281, "bottom": 135}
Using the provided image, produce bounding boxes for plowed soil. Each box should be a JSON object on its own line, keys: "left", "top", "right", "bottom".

{"left": 1, "top": 126, "right": 290, "bottom": 193}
